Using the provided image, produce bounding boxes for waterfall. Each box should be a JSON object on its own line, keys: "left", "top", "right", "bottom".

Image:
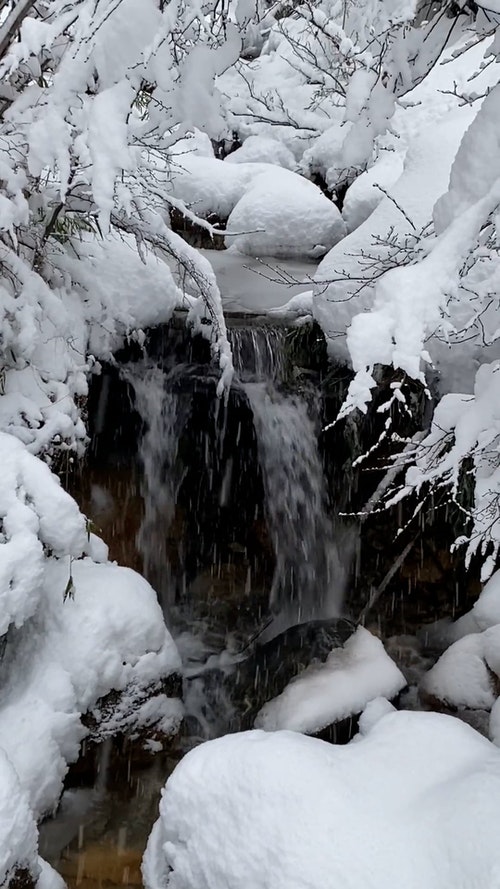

{"left": 245, "top": 382, "right": 344, "bottom": 633}
{"left": 121, "top": 362, "right": 188, "bottom": 613}
{"left": 121, "top": 322, "right": 347, "bottom": 637}
{"left": 229, "top": 323, "right": 346, "bottom": 630}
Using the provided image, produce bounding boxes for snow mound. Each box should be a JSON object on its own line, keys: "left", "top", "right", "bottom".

{"left": 168, "top": 155, "right": 270, "bottom": 219}
{"left": 419, "top": 570, "right": 500, "bottom": 721}
{"left": 0, "top": 556, "right": 182, "bottom": 818}
{"left": 0, "top": 749, "right": 38, "bottom": 885}
{"left": 226, "top": 169, "right": 345, "bottom": 259}
{"left": 143, "top": 710, "right": 500, "bottom": 889}
{"left": 168, "top": 154, "right": 344, "bottom": 259}
{"left": 472, "top": 570, "right": 500, "bottom": 631}
{"left": 420, "top": 632, "right": 498, "bottom": 711}
{"left": 342, "top": 151, "right": 405, "bottom": 233}
{"left": 299, "top": 118, "right": 352, "bottom": 192}
{"left": 0, "top": 431, "right": 86, "bottom": 636}
{"left": 255, "top": 626, "right": 405, "bottom": 733}
{"left": 225, "top": 136, "right": 296, "bottom": 170}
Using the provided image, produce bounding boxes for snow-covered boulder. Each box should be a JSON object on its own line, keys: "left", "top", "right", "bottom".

{"left": 419, "top": 571, "right": 500, "bottom": 727}
{"left": 143, "top": 709, "right": 500, "bottom": 889}
{"left": 0, "top": 556, "right": 182, "bottom": 819}
{"left": 226, "top": 169, "right": 345, "bottom": 259}
{"left": 420, "top": 632, "right": 498, "bottom": 712}
{"left": 168, "top": 155, "right": 269, "bottom": 219}
{"left": 168, "top": 153, "right": 345, "bottom": 259}
{"left": 0, "top": 750, "right": 39, "bottom": 889}
{"left": 225, "top": 136, "right": 296, "bottom": 170}
{"left": 0, "top": 431, "right": 86, "bottom": 637}
{"left": 255, "top": 626, "right": 405, "bottom": 734}
{"left": 299, "top": 118, "right": 352, "bottom": 192}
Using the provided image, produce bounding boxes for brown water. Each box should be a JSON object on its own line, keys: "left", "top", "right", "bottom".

{"left": 40, "top": 751, "right": 183, "bottom": 889}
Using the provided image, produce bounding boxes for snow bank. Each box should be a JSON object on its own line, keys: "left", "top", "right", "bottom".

{"left": 143, "top": 709, "right": 500, "bottom": 889}
{"left": 255, "top": 626, "right": 405, "bottom": 733}
{"left": 226, "top": 169, "right": 345, "bottom": 259}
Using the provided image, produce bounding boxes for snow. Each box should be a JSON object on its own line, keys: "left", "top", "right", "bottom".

{"left": 0, "top": 750, "right": 38, "bottom": 885}
{"left": 225, "top": 136, "right": 296, "bottom": 170}
{"left": 342, "top": 149, "right": 405, "bottom": 233}
{"left": 0, "top": 555, "right": 182, "bottom": 819}
{"left": 472, "top": 570, "right": 500, "bottom": 630}
{"left": 255, "top": 627, "right": 406, "bottom": 734}
{"left": 226, "top": 168, "right": 345, "bottom": 259}
{"left": 490, "top": 697, "right": 500, "bottom": 747}
{"left": 420, "top": 632, "right": 497, "bottom": 711}
{"left": 313, "top": 30, "right": 500, "bottom": 394}
{"left": 143, "top": 709, "right": 500, "bottom": 889}
{"left": 0, "top": 431, "right": 86, "bottom": 636}
{"left": 169, "top": 154, "right": 345, "bottom": 259}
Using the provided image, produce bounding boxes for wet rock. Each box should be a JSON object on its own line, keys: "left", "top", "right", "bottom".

{"left": 227, "top": 617, "right": 356, "bottom": 730}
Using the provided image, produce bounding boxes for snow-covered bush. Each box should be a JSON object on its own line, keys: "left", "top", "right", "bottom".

{"left": 0, "top": 0, "right": 241, "bottom": 460}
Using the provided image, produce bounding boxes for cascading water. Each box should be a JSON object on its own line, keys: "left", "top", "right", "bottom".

{"left": 123, "top": 322, "right": 347, "bottom": 638}
{"left": 245, "top": 382, "right": 344, "bottom": 631}
{"left": 121, "top": 363, "right": 188, "bottom": 613}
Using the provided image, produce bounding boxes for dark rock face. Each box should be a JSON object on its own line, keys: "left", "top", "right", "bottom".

{"left": 190, "top": 618, "right": 357, "bottom": 735}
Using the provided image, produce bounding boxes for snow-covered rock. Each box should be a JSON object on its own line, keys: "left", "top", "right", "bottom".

{"left": 226, "top": 169, "right": 345, "bottom": 259}
{"left": 0, "top": 430, "right": 182, "bottom": 820}
{"left": 168, "top": 153, "right": 345, "bottom": 259}
{"left": 420, "top": 632, "right": 498, "bottom": 712}
{"left": 419, "top": 572, "right": 500, "bottom": 720}
{"left": 225, "top": 136, "right": 296, "bottom": 170}
{"left": 255, "top": 626, "right": 405, "bottom": 734}
{"left": 299, "top": 118, "right": 352, "bottom": 192}
{"left": 0, "top": 750, "right": 38, "bottom": 887}
{"left": 0, "top": 556, "right": 182, "bottom": 819}
{"left": 143, "top": 709, "right": 500, "bottom": 889}
{"left": 0, "top": 431, "right": 86, "bottom": 637}
{"left": 168, "top": 155, "right": 269, "bottom": 219}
